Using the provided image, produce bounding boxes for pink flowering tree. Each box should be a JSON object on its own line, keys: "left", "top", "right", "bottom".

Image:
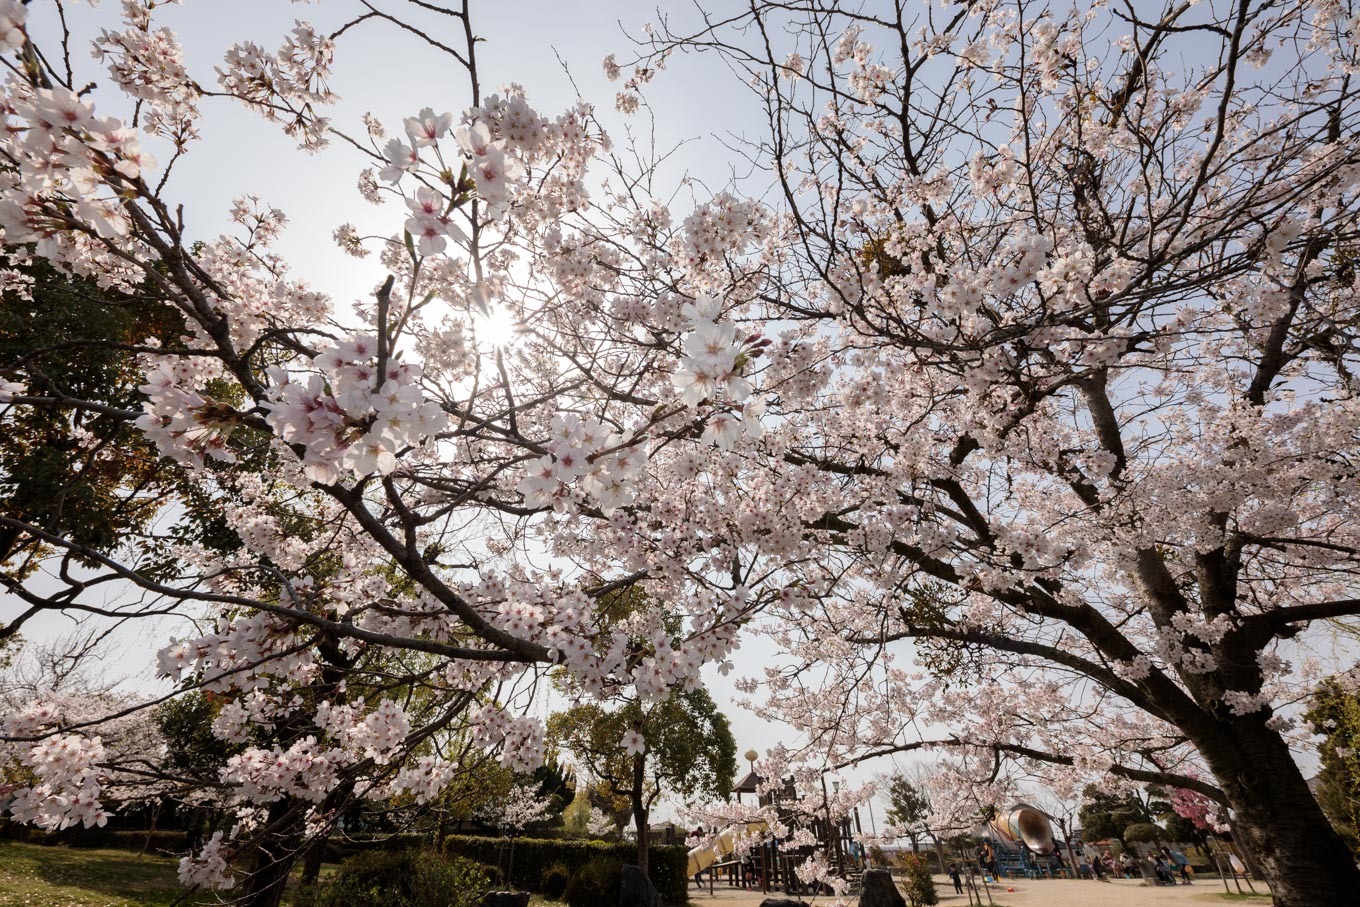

{"left": 2, "top": 1, "right": 1360, "bottom": 906}
{"left": 0, "top": 1, "right": 755, "bottom": 904}
{"left": 600, "top": 2, "right": 1360, "bottom": 904}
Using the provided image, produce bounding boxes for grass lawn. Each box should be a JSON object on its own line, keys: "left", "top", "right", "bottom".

{"left": 0, "top": 841, "right": 214, "bottom": 907}
{"left": 0, "top": 842, "right": 569, "bottom": 907}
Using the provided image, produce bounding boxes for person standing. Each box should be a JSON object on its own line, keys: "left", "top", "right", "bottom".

{"left": 949, "top": 863, "right": 964, "bottom": 894}
{"left": 1083, "top": 843, "right": 1106, "bottom": 880}
{"left": 1163, "top": 846, "right": 1192, "bottom": 884}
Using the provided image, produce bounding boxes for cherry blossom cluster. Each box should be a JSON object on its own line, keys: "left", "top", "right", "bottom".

{"left": 92, "top": 1, "right": 200, "bottom": 147}
{"left": 477, "top": 782, "right": 554, "bottom": 832}
{"left": 220, "top": 738, "right": 343, "bottom": 804}
{"left": 218, "top": 21, "right": 336, "bottom": 151}
{"left": 387, "top": 755, "right": 457, "bottom": 805}
{"left": 156, "top": 612, "right": 316, "bottom": 693}
{"left": 314, "top": 699, "right": 412, "bottom": 766}
{"left": 136, "top": 358, "right": 240, "bottom": 468}
{"left": 264, "top": 334, "right": 448, "bottom": 480}
{"left": 470, "top": 704, "right": 545, "bottom": 773}
{"left": 4, "top": 733, "right": 110, "bottom": 831}
{"left": 378, "top": 103, "right": 529, "bottom": 239}
{"left": 0, "top": 84, "right": 154, "bottom": 267}
{"left": 672, "top": 297, "right": 768, "bottom": 450}
{"left": 177, "top": 831, "right": 236, "bottom": 890}
{"left": 517, "top": 414, "right": 648, "bottom": 514}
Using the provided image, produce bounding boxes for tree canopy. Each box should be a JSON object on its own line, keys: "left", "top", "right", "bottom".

{"left": 0, "top": 2, "right": 1358, "bottom": 905}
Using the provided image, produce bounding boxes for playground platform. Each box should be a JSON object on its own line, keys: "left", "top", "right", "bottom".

{"left": 686, "top": 875, "right": 1269, "bottom": 905}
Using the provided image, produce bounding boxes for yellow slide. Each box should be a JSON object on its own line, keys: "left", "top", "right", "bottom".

{"left": 687, "top": 822, "right": 768, "bottom": 877}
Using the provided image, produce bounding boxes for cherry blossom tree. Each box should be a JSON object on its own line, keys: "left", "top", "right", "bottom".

{"left": 0, "top": 1, "right": 754, "bottom": 903}
{"left": 2, "top": 1, "right": 1360, "bottom": 906}
{"left": 602, "top": 2, "right": 1360, "bottom": 904}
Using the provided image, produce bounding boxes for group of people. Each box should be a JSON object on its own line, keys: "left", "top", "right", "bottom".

{"left": 1083, "top": 843, "right": 1129, "bottom": 879}
{"left": 1081, "top": 842, "right": 1192, "bottom": 884}
{"left": 947, "top": 839, "right": 1193, "bottom": 893}
{"left": 1154, "top": 846, "right": 1193, "bottom": 885}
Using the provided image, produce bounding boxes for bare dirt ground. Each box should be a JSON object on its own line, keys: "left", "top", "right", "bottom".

{"left": 685, "top": 875, "right": 1271, "bottom": 906}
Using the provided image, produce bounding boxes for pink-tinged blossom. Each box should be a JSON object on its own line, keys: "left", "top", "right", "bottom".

{"left": 404, "top": 107, "right": 453, "bottom": 147}
{"left": 6, "top": 734, "right": 110, "bottom": 831}
{"left": 470, "top": 705, "right": 545, "bottom": 773}
{"left": 403, "top": 186, "right": 465, "bottom": 255}
{"left": 379, "top": 138, "right": 419, "bottom": 182}
{"left": 264, "top": 335, "right": 448, "bottom": 480}
{"left": 178, "top": 832, "right": 236, "bottom": 890}
{"left": 621, "top": 728, "right": 646, "bottom": 756}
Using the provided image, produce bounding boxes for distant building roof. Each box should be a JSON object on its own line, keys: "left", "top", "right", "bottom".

{"left": 734, "top": 770, "right": 764, "bottom": 794}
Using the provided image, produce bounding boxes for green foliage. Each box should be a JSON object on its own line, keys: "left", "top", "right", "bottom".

{"left": 441, "top": 835, "right": 689, "bottom": 905}
{"left": 548, "top": 686, "right": 737, "bottom": 807}
{"left": 530, "top": 755, "right": 577, "bottom": 822}
{"left": 292, "top": 848, "right": 489, "bottom": 907}
{"left": 559, "top": 785, "right": 594, "bottom": 836}
{"left": 0, "top": 258, "right": 185, "bottom": 572}
{"left": 900, "top": 853, "right": 940, "bottom": 907}
{"left": 1155, "top": 810, "right": 1201, "bottom": 844}
{"left": 562, "top": 856, "right": 623, "bottom": 907}
{"left": 885, "top": 774, "right": 932, "bottom": 844}
{"left": 153, "top": 691, "right": 238, "bottom": 780}
{"left": 1304, "top": 676, "right": 1360, "bottom": 849}
{"left": 1078, "top": 787, "right": 1151, "bottom": 845}
{"left": 1124, "top": 822, "right": 1164, "bottom": 844}
{"left": 542, "top": 862, "right": 572, "bottom": 900}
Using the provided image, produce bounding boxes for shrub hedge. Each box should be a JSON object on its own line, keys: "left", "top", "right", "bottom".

{"left": 563, "top": 856, "right": 622, "bottom": 907}
{"left": 442, "top": 835, "right": 689, "bottom": 904}
{"left": 542, "top": 862, "right": 572, "bottom": 900}
{"left": 292, "top": 848, "right": 490, "bottom": 907}
{"left": 899, "top": 853, "right": 939, "bottom": 907}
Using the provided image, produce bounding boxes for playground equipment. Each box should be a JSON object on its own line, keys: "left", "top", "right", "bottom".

{"left": 687, "top": 751, "right": 864, "bottom": 896}
{"left": 990, "top": 803, "right": 1057, "bottom": 854}
{"left": 686, "top": 821, "right": 768, "bottom": 877}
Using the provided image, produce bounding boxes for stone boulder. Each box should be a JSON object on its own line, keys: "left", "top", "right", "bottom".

{"left": 758, "top": 899, "right": 811, "bottom": 907}
{"left": 619, "top": 863, "right": 664, "bottom": 907}
{"left": 858, "top": 868, "right": 906, "bottom": 907}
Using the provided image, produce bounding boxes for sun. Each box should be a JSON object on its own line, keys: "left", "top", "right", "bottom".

{"left": 474, "top": 304, "right": 519, "bottom": 349}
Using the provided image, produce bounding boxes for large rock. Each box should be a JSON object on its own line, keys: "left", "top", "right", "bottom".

{"left": 619, "top": 863, "right": 664, "bottom": 907}
{"left": 758, "top": 900, "right": 810, "bottom": 907}
{"left": 480, "top": 893, "right": 529, "bottom": 907}
{"left": 858, "top": 869, "right": 906, "bottom": 907}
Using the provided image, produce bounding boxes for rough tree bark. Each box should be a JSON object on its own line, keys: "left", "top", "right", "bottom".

{"left": 1192, "top": 718, "right": 1360, "bottom": 907}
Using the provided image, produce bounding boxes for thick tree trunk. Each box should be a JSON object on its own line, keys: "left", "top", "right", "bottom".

{"left": 239, "top": 802, "right": 305, "bottom": 907}
{"left": 633, "top": 806, "right": 650, "bottom": 879}
{"left": 300, "top": 833, "right": 326, "bottom": 885}
{"left": 138, "top": 800, "right": 161, "bottom": 857}
{"left": 1197, "top": 717, "right": 1360, "bottom": 907}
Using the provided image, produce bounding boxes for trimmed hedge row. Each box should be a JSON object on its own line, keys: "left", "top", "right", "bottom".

{"left": 442, "top": 835, "right": 689, "bottom": 905}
